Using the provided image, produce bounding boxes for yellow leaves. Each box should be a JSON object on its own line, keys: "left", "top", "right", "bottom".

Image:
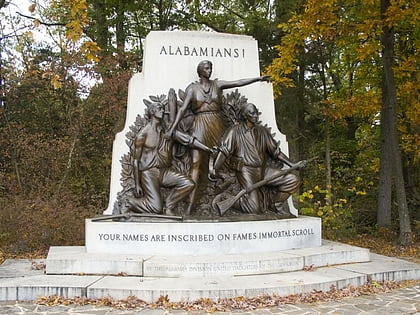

{"left": 33, "top": 18, "right": 41, "bottom": 28}
{"left": 401, "top": 133, "right": 420, "bottom": 162}
{"left": 405, "top": 104, "right": 420, "bottom": 125}
{"left": 301, "top": 0, "right": 339, "bottom": 40}
{"left": 51, "top": 0, "right": 89, "bottom": 43}
{"left": 49, "top": 0, "right": 100, "bottom": 63}
{"left": 384, "top": 0, "right": 412, "bottom": 28}
{"left": 80, "top": 41, "right": 101, "bottom": 63}
{"left": 266, "top": 35, "right": 300, "bottom": 94}
{"left": 42, "top": 72, "right": 62, "bottom": 89}
{"left": 24, "top": 31, "right": 34, "bottom": 40}
{"left": 38, "top": 295, "right": 60, "bottom": 306}
{"left": 395, "top": 58, "right": 418, "bottom": 86}
{"left": 393, "top": 52, "right": 420, "bottom": 162}
{"left": 28, "top": 3, "right": 36, "bottom": 13}
{"left": 66, "top": 20, "right": 84, "bottom": 42}
{"left": 298, "top": 190, "right": 314, "bottom": 201}
{"left": 298, "top": 178, "right": 374, "bottom": 234}
{"left": 70, "top": 0, "right": 88, "bottom": 18}
{"left": 326, "top": 89, "right": 381, "bottom": 120}
{"left": 370, "top": 157, "right": 380, "bottom": 173}
{"left": 268, "top": 0, "right": 340, "bottom": 92}
{"left": 356, "top": 39, "right": 381, "bottom": 62}
{"left": 51, "top": 74, "right": 62, "bottom": 89}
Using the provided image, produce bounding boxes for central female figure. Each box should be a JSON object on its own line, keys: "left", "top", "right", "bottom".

{"left": 167, "top": 60, "right": 270, "bottom": 215}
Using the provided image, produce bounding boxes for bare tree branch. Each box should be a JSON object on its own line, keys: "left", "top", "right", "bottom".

{"left": 16, "top": 11, "right": 66, "bottom": 27}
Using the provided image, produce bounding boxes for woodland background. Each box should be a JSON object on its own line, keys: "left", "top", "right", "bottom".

{"left": 0, "top": 0, "right": 418, "bottom": 261}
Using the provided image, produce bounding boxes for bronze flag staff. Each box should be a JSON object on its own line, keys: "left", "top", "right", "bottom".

{"left": 92, "top": 213, "right": 183, "bottom": 222}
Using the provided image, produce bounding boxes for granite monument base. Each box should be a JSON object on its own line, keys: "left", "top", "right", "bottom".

{"left": 85, "top": 216, "right": 322, "bottom": 256}
{"left": 46, "top": 240, "right": 369, "bottom": 277}
{"left": 45, "top": 216, "right": 372, "bottom": 278}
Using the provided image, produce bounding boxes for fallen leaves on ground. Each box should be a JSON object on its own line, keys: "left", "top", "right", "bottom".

{"left": 35, "top": 280, "right": 419, "bottom": 312}
{"left": 0, "top": 248, "right": 48, "bottom": 265}
{"left": 30, "top": 260, "right": 46, "bottom": 271}
{"left": 339, "top": 229, "right": 420, "bottom": 264}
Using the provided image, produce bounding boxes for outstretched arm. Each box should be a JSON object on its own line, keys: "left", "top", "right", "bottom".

{"left": 218, "top": 75, "right": 270, "bottom": 90}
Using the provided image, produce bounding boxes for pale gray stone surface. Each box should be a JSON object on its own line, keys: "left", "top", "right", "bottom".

{"left": 85, "top": 267, "right": 367, "bottom": 302}
{"left": 46, "top": 246, "right": 149, "bottom": 276}
{"left": 45, "top": 240, "right": 369, "bottom": 277}
{"left": 0, "top": 259, "right": 45, "bottom": 278}
{"left": 1, "top": 243, "right": 418, "bottom": 308}
{"left": 336, "top": 253, "right": 420, "bottom": 282}
{"left": 143, "top": 251, "right": 304, "bottom": 277}
{"left": 85, "top": 217, "right": 322, "bottom": 256}
{"left": 284, "top": 240, "right": 370, "bottom": 267}
{"left": 0, "top": 274, "right": 102, "bottom": 301}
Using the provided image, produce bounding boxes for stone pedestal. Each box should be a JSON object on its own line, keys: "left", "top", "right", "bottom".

{"left": 46, "top": 216, "right": 327, "bottom": 277}
{"left": 85, "top": 216, "right": 321, "bottom": 256}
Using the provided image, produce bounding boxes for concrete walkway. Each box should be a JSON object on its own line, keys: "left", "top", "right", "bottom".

{"left": 0, "top": 284, "right": 418, "bottom": 314}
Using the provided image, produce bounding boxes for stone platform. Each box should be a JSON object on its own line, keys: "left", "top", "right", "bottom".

{"left": 0, "top": 241, "right": 419, "bottom": 302}
{"left": 46, "top": 240, "right": 368, "bottom": 277}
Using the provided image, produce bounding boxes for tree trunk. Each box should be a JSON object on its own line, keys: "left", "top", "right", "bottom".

{"left": 321, "top": 63, "right": 332, "bottom": 205}
{"left": 379, "top": 0, "right": 412, "bottom": 245}
{"left": 325, "top": 120, "right": 332, "bottom": 205}
{"left": 296, "top": 60, "right": 306, "bottom": 188}
{"left": 92, "top": 0, "right": 109, "bottom": 52}
{"left": 115, "top": 1, "right": 127, "bottom": 70}
{"left": 377, "top": 71, "right": 392, "bottom": 226}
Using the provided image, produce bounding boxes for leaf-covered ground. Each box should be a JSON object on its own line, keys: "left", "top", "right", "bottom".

{"left": 34, "top": 280, "right": 419, "bottom": 312}
{"left": 0, "top": 249, "right": 48, "bottom": 265}
{"left": 337, "top": 228, "right": 420, "bottom": 264}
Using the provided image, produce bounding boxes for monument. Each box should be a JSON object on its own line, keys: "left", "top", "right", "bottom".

{"left": 3, "top": 31, "right": 418, "bottom": 304}
{"left": 79, "top": 30, "right": 322, "bottom": 256}
{"left": 47, "top": 30, "right": 341, "bottom": 277}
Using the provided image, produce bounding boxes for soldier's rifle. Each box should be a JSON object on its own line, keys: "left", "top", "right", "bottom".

{"left": 214, "top": 157, "right": 317, "bottom": 216}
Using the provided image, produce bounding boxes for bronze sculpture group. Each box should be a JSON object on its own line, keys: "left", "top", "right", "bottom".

{"left": 113, "top": 60, "right": 307, "bottom": 220}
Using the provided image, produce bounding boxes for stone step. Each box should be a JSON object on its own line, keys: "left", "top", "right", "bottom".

{"left": 45, "top": 240, "right": 370, "bottom": 277}
{"left": 1, "top": 252, "right": 419, "bottom": 302}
